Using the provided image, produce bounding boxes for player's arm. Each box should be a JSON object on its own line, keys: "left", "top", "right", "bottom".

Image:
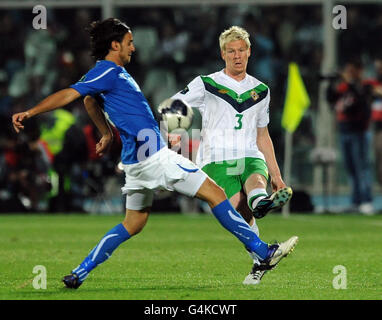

{"left": 12, "top": 88, "right": 80, "bottom": 133}
{"left": 83, "top": 95, "right": 113, "bottom": 157}
{"left": 257, "top": 126, "right": 286, "bottom": 191}
{"left": 168, "top": 76, "right": 205, "bottom": 147}
{"left": 171, "top": 76, "right": 205, "bottom": 111}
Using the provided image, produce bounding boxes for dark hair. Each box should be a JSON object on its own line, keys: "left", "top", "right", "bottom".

{"left": 88, "top": 18, "right": 131, "bottom": 60}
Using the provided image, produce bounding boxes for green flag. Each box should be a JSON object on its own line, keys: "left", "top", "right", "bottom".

{"left": 281, "top": 63, "right": 310, "bottom": 133}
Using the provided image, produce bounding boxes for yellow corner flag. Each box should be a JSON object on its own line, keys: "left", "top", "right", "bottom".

{"left": 281, "top": 63, "right": 310, "bottom": 133}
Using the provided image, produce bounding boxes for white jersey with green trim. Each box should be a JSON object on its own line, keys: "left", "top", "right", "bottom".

{"left": 171, "top": 69, "right": 270, "bottom": 169}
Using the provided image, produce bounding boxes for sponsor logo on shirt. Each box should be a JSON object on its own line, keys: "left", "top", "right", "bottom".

{"left": 180, "top": 86, "right": 189, "bottom": 94}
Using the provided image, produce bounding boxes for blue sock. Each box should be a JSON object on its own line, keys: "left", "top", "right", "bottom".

{"left": 72, "top": 223, "right": 131, "bottom": 282}
{"left": 211, "top": 199, "right": 269, "bottom": 260}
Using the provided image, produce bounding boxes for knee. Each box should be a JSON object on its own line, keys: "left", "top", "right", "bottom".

{"left": 211, "top": 181, "right": 226, "bottom": 197}
{"left": 246, "top": 173, "right": 267, "bottom": 190}
{"left": 204, "top": 178, "right": 226, "bottom": 198}
{"left": 196, "top": 177, "right": 227, "bottom": 207}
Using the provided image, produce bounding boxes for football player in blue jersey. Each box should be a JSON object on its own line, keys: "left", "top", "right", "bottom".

{"left": 12, "top": 18, "right": 297, "bottom": 289}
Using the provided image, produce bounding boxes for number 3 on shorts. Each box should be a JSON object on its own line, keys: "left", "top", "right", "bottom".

{"left": 234, "top": 114, "right": 243, "bottom": 130}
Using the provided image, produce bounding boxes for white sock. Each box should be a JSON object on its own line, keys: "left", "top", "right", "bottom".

{"left": 247, "top": 220, "right": 261, "bottom": 264}
{"left": 250, "top": 219, "right": 259, "bottom": 236}
{"left": 247, "top": 188, "right": 268, "bottom": 210}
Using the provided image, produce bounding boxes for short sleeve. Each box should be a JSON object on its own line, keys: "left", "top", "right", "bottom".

{"left": 171, "top": 76, "right": 205, "bottom": 110}
{"left": 257, "top": 89, "right": 270, "bottom": 128}
{"left": 70, "top": 65, "right": 117, "bottom": 97}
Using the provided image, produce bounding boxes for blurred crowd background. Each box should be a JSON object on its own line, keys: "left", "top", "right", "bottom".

{"left": 1, "top": 1, "right": 382, "bottom": 214}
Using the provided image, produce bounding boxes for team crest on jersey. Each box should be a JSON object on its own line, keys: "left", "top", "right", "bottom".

{"left": 250, "top": 90, "right": 259, "bottom": 101}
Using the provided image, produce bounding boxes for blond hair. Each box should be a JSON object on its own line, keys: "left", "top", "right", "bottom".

{"left": 219, "top": 26, "right": 251, "bottom": 51}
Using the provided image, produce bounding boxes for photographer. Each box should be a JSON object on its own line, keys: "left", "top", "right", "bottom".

{"left": 326, "top": 58, "right": 374, "bottom": 215}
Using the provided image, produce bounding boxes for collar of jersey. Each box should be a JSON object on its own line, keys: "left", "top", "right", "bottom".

{"left": 96, "top": 60, "right": 120, "bottom": 68}
{"left": 221, "top": 69, "right": 249, "bottom": 84}
{"left": 200, "top": 75, "right": 268, "bottom": 104}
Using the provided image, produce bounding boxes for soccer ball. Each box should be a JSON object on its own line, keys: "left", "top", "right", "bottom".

{"left": 157, "top": 98, "right": 194, "bottom": 132}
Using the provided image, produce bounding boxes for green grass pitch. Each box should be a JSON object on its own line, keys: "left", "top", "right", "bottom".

{"left": 0, "top": 213, "right": 381, "bottom": 300}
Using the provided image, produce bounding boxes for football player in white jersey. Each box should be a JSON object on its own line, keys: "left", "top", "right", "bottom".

{"left": 171, "top": 26, "right": 293, "bottom": 285}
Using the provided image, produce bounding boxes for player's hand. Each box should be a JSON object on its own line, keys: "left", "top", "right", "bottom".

{"left": 270, "top": 176, "right": 287, "bottom": 192}
{"left": 96, "top": 134, "right": 112, "bottom": 157}
{"left": 12, "top": 111, "right": 30, "bottom": 133}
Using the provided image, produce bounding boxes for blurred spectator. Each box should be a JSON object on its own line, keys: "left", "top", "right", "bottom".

{"left": 337, "top": 8, "right": 371, "bottom": 66}
{"left": 0, "top": 69, "right": 11, "bottom": 116}
{"left": 370, "top": 10, "right": 382, "bottom": 57}
{"left": 244, "top": 13, "right": 276, "bottom": 85}
{"left": 49, "top": 110, "right": 88, "bottom": 212}
{"left": 50, "top": 113, "right": 122, "bottom": 213}
{"left": 290, "top": 6, "right": 322, "bottom": 68}
{"left": 39, "top": 108, "right": 76, "bottom": 156}
{"left": 49, "top": 107, "right": 121, "bottom": 212}
{"left": 0, "top": 116, "right": 52, "bottom": 212}
{"left": 326, "top": 59, "right": 375, "bottom": 215}
{"left": 371, "top": 57, "right": 382, "bottom": 189}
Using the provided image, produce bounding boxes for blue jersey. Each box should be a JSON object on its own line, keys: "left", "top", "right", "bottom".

{"left": 70, "top": 60, "right": 166, "bottom": 164}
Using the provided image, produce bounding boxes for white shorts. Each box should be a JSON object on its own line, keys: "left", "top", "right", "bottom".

{"left": 121, "top": 147, "right": 207, "bottom": 210}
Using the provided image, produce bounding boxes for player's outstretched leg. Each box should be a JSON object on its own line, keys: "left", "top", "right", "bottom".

{"left": 232, "top": 201, "right": 267, "bottom": 285}
{"left": 63, "top": 223, "right": 132, "bottom": 289}
{"left": 63, "top": 209, "right": 148, "bottom": 289}
{"left": 196, "top": 178, "right": 298, "bottom": 267}
{"left": 248, "top": 187, "right": 293, "bottom": 219}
